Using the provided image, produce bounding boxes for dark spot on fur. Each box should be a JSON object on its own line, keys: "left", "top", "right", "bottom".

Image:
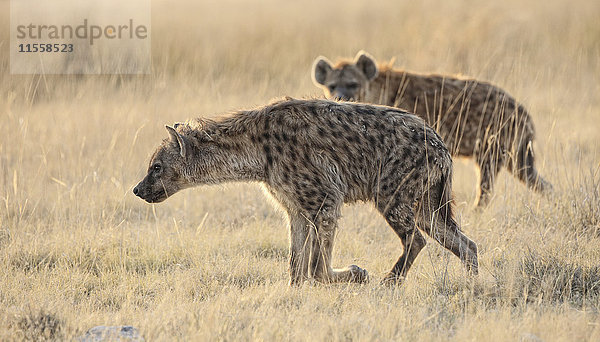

{"left": 427, "top": 154, "right": 436, "bottom": 165}
{"left": 264, "top": 145, "right": 273, "bottom": 166}
{"left": 400, "top": 148, "right": 411, "bottom": 161}
{"left": 412, "top": 133, "right": 421, "bottom": 143}
{"left": 411, "top": 171, "right": 420, "bottom": 182}
{"left": 312, "top": 175, "right": 323, "bottom": 187}
{"left": 360, "top": 107, "right": 376, "bottom": 116}
{"left": 339, "top": 142, "right": 351, "bottom": 154}
{"left": 414, "top": 156, "right": 425, "bottom": 169}
{"left": 368, "top": 134, "right": 377, "bottom": 145}
{"left": 276, "top": 114, "right": 285, "bottom": 126}
{"left": 288, "top": 147, "right": 297, "bottom": 160}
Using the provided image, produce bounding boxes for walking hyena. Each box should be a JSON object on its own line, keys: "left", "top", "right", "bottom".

{"left": 133, "top": 98, "right": 478, "bottom": 285}
{"left": 312, "top": 51, "right": 551, "bottom": 207}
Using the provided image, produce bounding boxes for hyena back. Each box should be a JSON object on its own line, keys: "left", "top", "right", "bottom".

{"left": 133, "top": 98, "right": 478, "bottom": 285}
{"left": 312, "top": 51, "right": 552, "bottom": 207}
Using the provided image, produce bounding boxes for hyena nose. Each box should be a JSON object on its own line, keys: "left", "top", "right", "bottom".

{"left": 333, "top": 93, "right": 351, "bottom": 102}
{"left": 133, "top": 186, "right": 139, "bottom": 196}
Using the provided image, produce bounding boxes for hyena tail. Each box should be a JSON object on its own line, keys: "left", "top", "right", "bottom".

{"left": 420, "top": 166, "right": 456, "bottom": 231}
{"left": 437, "top": 168, "right": 454, "bottom": 226}
{"left": 513, "top": 129, "right": 552, "bottom": 193}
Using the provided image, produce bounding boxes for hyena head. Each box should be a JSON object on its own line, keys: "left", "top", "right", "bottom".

{"left": 133, "top": 125, "right": 193, "bottom": 203}
{"left": 312, "top": 50, "right": 378, "bottom": 101}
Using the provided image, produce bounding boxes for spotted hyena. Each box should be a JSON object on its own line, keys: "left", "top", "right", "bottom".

{"left": 133, "top": 98, "right": 478, "bottom": 285}
{"left": 312, "top": 51, "right": 551, "bottom": 207}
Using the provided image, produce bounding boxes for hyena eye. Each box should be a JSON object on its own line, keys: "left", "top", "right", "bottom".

{"left": 152, "top": 164, "right": 162, "bottom": 172}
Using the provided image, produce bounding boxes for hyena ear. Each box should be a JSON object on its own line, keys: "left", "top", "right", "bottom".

{"left": 173, "top": 122, "right": 186, "bottom": 129}
{"left": 312, "top": 56, "right": 333, "bottom": 86}
{"left": 165, "top": 125, "right": 187, "bottom": 159}
{"left": 354, "top": 50, "right": 378, "bottom": 81}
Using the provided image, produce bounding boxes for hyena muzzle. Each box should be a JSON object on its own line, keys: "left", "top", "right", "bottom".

{"left": 312, "top": 51, "right": 552, "bottom": 207}
{"left": 133, "top": 98, "right": 478, "bottom": 285}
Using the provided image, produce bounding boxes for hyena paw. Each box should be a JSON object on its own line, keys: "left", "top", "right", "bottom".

{"left": 347, "top": 265, "right": 369, "bottom": 283}
{"left": 380, "top": 273, "right": 405, "bottom": 286}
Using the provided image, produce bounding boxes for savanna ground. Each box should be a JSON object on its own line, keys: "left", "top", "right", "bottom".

{"left": 1, "top": 0, "right": 600, "bottom": 340}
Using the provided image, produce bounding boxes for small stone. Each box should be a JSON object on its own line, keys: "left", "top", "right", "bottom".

{"left": 76, "top": 326, "right": 144, "bottom": 342}
{"left": 521, "top": 332, "right": 544, "bottom": 342}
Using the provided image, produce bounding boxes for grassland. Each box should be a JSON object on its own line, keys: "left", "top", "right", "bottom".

{"left": 1, "top": 0, "right": 599, "bottom": 340}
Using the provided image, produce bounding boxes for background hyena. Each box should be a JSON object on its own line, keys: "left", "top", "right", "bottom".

{"left": 133, "top": 98, "right": 478, "bottom": 285}
{"left": 312, "top": 51, "right": 552, "bottom": 207}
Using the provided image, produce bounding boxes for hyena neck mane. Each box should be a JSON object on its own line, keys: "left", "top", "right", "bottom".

{"left": 368, "top": 64, "right": 406, "bottom": 95}
{"left": 366, "top": 65, "right": 474, "bottom": 105}
{"left": 181, "top": 111, "right": 270, "bottom": 185}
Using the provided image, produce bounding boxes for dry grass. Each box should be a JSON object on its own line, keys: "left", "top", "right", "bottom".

{"left": 1, "top": 0, "right": 600, "bottom": 340}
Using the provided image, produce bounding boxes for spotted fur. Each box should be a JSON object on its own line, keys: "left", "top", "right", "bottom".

{"left": 313, "top": 51, "right": 552, "bottom": 206}
{"left": 133, "top": 98, "right": 478, "bottom": 285}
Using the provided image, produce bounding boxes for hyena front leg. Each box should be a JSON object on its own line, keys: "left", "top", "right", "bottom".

{"left": 288, "top": 213, "right": 312, "bottom": 286}
{"left": 378, "top": 202, "right": 427, "bottom": 285}
{"left": 309, "top": 206, "right": 369, "bottom": 284}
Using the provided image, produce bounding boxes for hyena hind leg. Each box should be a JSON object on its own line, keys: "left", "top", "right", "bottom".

{"left": 417, "top": 202, "right": 479, "bottom": 275}
{"left": 510, "top": 139, "right": 553, "bottom": 194}
{"left": 475, "top": 152, "right": 504, "bottom": 207}
{"left": 378, "top": 202, "right": 427, "bottom": 285}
